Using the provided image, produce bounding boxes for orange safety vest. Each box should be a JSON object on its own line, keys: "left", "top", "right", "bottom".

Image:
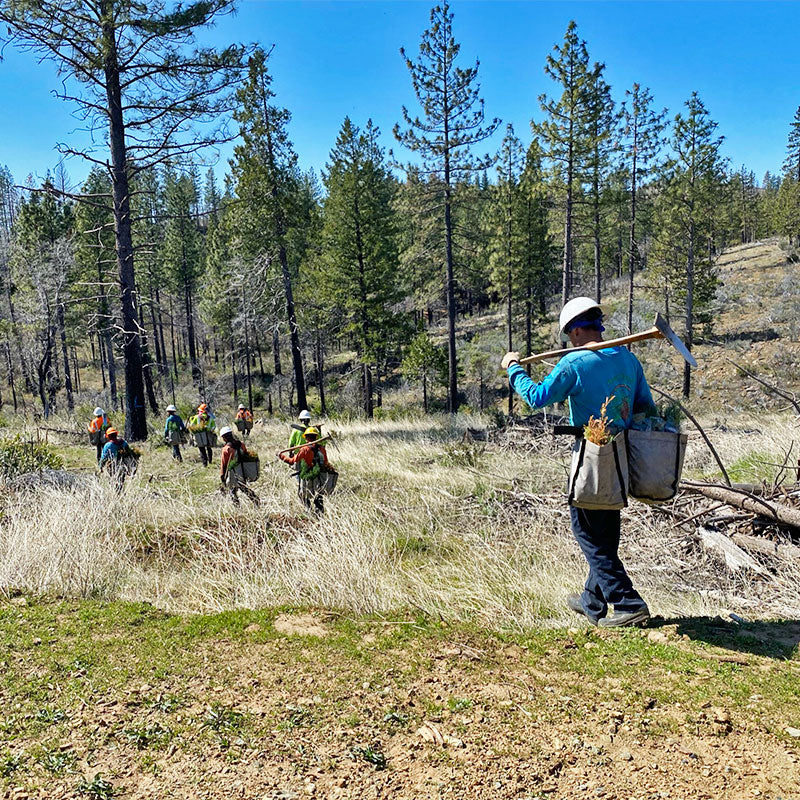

{"left": 88, "top": 415, "right": 110, "bottom": 434}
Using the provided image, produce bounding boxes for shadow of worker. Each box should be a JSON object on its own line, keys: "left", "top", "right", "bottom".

{"left": 651, "top": 615, "right": 800, "bottom": 661}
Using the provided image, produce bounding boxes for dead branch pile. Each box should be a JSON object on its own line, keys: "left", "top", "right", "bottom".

{"left": 490, "top": 412, "right": 571, "bottom": 453}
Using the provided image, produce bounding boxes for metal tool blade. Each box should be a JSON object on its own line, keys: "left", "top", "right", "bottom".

{"left": 654, "top": 313, "right": 697, "bottom": 367}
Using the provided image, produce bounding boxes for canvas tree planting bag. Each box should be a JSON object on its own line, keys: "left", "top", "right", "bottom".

{"left": 626, "top": 429, "right": 687, "bottom": 504}
{"left": 567, "top": 432, "right": 629, "bottom": 510}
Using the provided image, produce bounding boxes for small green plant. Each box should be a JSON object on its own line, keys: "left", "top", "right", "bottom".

{"left": 382, "top": 710, "right": 409, "bottom": 726}
{"left": 0, "top": 715, "right": 19, "bottom": 735}
{"left": 351, "top": 744, "right": 387, "bottom": 770}
{"left": 201, "top": 704, "right": 245, "bottom": 734}
{"left": 0, "top": 752, "right": 23, "bottom": 777}
{"left": 0, "top": 435, "right": 64, "bottom": 479}
{"left": 35, "top": 707, "right": 68, "bottom": 725}
{"left": 148, "top": 694, "right": 184, "bottom": 714}
{"left": 76, "top": 773, "right": 117, "bottom": 799}
{"left": 71, "top": 658, "right": 92, "bottom": 674}
{"left": 447, "top": 697, "right": 472, "bottom": 713}
{"left": 121, "top": 722, "right": 172, "bottom": 750}
{"left": 38, "top": 747, "right": 75, "bottom": 774}
{"left": 277, "top": 705, "right": 310, "bottom": 731}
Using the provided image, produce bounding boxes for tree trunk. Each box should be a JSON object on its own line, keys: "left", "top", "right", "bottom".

{"left": 272, "top": 327, "right": 282, "bottom": 375}
{"left": 627, "top": 120, "right": 638, "bottom": 337}
{"left": 444, "top": 177, "right": 458, "bottom": 413}
{"left": 231, "top": 334, "right": 238, "bottom": 405}
{"left": 683, "top": 218, "right": 695, "bottom": 398}
{"left": 562, "top": 117, "right": 574, "bottom": 307}
{"left": 5, "top": 342, "right": 17, "bottom": 412}
{"left": 244, "top": 313, "right": 253, "bottom": 412}
{"left": 169, "top": 296, "right": 179, "bottom": 383}
{"left": 57, "top": 300, "right": 74, "bottom": 412}
{"left": 316, "top": 330, "right": 326, "bottom": 415}
{"left": 154, "top": 284, "right": 168, "bottom": 375}
{"left": 184, "top": 282, "right": 200, "bottom": 384}
{"left": 525, "top": 282, "right": 533, "bottom": 377}
{"left": 102, "top": 0, "right": 147, "bottom": 440}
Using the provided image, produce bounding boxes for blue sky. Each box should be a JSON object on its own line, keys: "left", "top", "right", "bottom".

{"left": 1, "top": 0, "right": 798, "bottom": 189}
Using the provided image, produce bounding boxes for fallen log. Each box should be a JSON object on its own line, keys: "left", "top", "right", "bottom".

{"left": 731, "top": 532, "right": 800, "bottom": 561}
{"left": 681, "top": 481, "right": 800, "bottom": 530}
{"left": 698, "top": 526, "right": 768, "bottom": 575}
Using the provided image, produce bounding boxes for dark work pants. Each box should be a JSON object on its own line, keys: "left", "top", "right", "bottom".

{"left": 172, "top": 444, "right": 182, "bottom": 462}
{"left": 570, "top": 506, "right": 647, "bottom": 622}
{"left": 95, "top": 442, "right": 103, "bottom": 462}
{"left": 198, "top": 446, "right": 212, "bottom": 466}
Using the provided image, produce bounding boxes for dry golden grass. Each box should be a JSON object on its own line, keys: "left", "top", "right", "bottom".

{"left": 1, "top": 407, "right": 798, "bottom": 627}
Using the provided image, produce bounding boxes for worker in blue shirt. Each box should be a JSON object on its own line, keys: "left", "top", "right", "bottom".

{"left": 502, "top": 297, "right": 656, "bottom": 628}
{"left": 98, "top": 428, "right": 134, "bottom": 493}
{"left": 164, "top": 404, "right": 188, "bottom": 462}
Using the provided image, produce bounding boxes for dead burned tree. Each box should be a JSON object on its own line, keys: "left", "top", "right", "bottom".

{"left": 0, "top": 0, "right": 252, "bottom": 439}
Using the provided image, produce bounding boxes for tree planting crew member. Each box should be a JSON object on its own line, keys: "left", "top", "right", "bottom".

{"left": 164, "top": 404, "right": 188, "bottom": 462}
{"left": 188, "top": 403, "right": 216, "bottom": 466}
{"left": 502, "top": 297, "right": 657, "bottom": 628}
{"left": 98, "top": 427, "right": 133, "bottom": 492}
{"left": 88, "top": 407, "right": 111, "bottom": 463}
{"left": 235, "top": 404, "right": 254, "bottom": 437}
{"left": 289, "top": 409, "right": 313, "bottom": 449}
{"left": 219, "top": 426, "right": 260, "bottom": 506}
{"left": 279, "top": 426, "right": 330, "bottom": 513}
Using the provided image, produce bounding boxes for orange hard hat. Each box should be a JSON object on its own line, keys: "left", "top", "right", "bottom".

{"left": 198, "top": 403, "right": 208, "bottom": 412}
{"left": 106, "top": 428, "right": 118, "bottom": 438}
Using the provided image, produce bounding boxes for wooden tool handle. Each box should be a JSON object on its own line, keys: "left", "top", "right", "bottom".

{"left": 519, "top": 327, "right": 661, "bottom": 365}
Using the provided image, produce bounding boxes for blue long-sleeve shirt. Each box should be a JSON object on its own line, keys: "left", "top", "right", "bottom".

{"left": 164, "top": 413, "right": 187, "bottom": 437}
{"left": 99, "top": 438, "right": 130, "bottom": 469}
{"left": 508, "top": 347, "right": 656, "bottom": 429}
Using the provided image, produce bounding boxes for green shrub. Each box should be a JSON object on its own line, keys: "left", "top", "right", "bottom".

{"left": 0, "top": 436, "right": 64, "bottom": 479}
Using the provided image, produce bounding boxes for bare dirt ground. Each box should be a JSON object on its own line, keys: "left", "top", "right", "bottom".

{"left": 4, "top": 603, "right": 799, "bottom": 800}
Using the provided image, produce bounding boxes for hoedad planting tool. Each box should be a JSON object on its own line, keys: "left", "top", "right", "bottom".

{"left": 519, "top": 313, "right": 697, "bottom": 368}
{"left": 276, "top": 434, "right": 334, "bottom": 458}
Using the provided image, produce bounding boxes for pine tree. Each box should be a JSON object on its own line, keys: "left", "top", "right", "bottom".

{"left": 162, "top": 168, "right": 203, "bottom": 385}
{"left": 320, "top": 118, "right": 402, "bottom": 418}
{"left": 652, "top": 93, "right": 726, "bottom": 398}
{"left": 230, "top": 48, "right": 307, "bottom": 412}
{"left": 535, "top": 20, "right": 592, "bottom": 306}
{"left": 489, "top": 124, "right": 524, "bottom": 412}
{"left": 621, "top": 84, "right": 667, "bottom": 333}
{"left": 395, "top": 2, "right": 500, "bottom": 412}
{"left": 518, "top": 137, "right": 557, "bottom": 369}
{"left": 783, "top": 105, "right": 800, "bottom": 183}
{"left": 402, "top": 331, "right": 447, "bottom": 413}
{"left": 584, "top": 62, "right": 618, "bottom": 302}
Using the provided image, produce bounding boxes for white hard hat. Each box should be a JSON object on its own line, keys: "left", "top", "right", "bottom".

{"left": 298, "top": 409, "right": 311, "bottom": 421}
{"left": 559, "top": 297, "right": 602, "bottom": 334}
{"left": 219, "top": 426, "right": 233, "bottom": 437}
{"left": 238, "top": 404, "right": 245, "bottom": 410}
{"left": 93, "top": 407, "right": 104, "bottom": 416}
{"left": 166, "top": 404, "right": 177, "bottom": 413}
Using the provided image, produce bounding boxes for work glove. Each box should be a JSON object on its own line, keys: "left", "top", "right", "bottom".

{"left": 501, "top": 351, "right": 521, "bottom": 370}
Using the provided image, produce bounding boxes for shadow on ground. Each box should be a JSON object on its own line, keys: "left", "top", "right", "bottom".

{"left": 653, "top": 615, "right": 800, "bottom": 660}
